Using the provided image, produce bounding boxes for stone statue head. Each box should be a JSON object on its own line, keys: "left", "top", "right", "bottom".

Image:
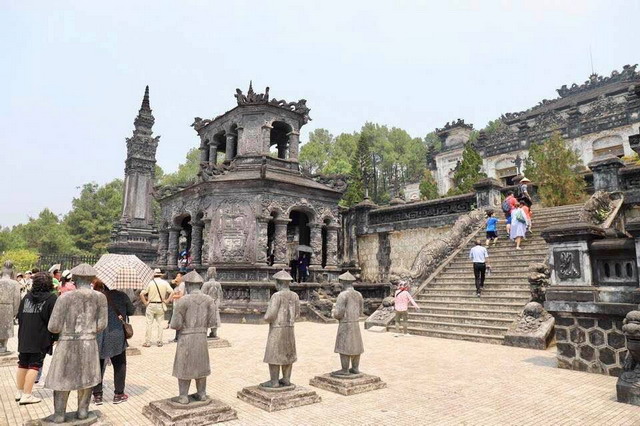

{"left": 1, "top": 261, "right": 14, "bottom": 279}
{"left": 206, "top": 267, "right": 217, "bottom": 281}
{"left": 273, "top": 269, "right": 293, "bottom": 291}
{"left": 183, "top": 271, "right": 204, "bottom": 294}
{"left": 338, "top": 271, "right": 356, "bottom": 290}
{"left": 69, "top": 263, "right": 98, "bottom": 289}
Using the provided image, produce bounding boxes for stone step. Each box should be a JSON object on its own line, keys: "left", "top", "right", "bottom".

{"left": 418, "top": 295, "right": 530, "bottom": 304}
{"left": 426, "top": 284, "right": 530, "bottom": 291}
{"left": 416, "top": 300, "right": 524, "bottom": 311}
{"left": 436, "top": 271, "right": 531, "bottom": 279}
{"left": 420, "top": 289, "right": 530, "bottom": 297}
{"left": 398, "top": 327, "right": 505, "bottom": 344}
{"left": 406, "top": 320, "right": 509, "bottom": 336}
{"left": 449, "top": 258, "right": 546, "bottom": 266}
{"left": 431, "top": 278, "right": 530, "bottom": 285}
{"left": 407, "top": 312, "right": 515, "bottom": 326}
{"left": 419, "top": 306, "right": 521, "bottom": 319}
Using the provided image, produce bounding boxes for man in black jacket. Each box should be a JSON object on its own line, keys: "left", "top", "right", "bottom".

{"left": 15, "top": 272, "right": 57, "bottom": 405}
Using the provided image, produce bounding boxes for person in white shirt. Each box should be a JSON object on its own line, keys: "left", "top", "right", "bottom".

{"left": 469, "top": 240, "right": 489, "bottom": 297}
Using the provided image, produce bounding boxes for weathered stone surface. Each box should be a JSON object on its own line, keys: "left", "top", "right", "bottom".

{"left": 237, "top": 385, "right": 321, "bottom": 412}
{"left": 26, "top": 411, "right": 106, "bottom": 426}
{"left": 142, "top": 397, "right": 237, "bottom": 425}
{"left": 0, "top": 261, "right": 21, "bottom": 344}
{"left": 503, "top": 302, "right": 555, "bottom": 350}
{"left": 309, "top": 373, "right": 386, "bottom": 396}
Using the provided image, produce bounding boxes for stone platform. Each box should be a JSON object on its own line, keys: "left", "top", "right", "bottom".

{"left": 237, "top": 384, "right": 321, "bottom": 412}
{"left": 142, "top": 395, "right": 237, "bottom": 425}
{"left": 309, "top": 372, "right": 386, "bottom": 396}
{"left": 26, "top": 411, "right": 108, "bottom": 426}
{"left": 208, "top": 338, "right": 231, "bottom": 349}
{"left": 0, "top": 351, "right": 17, "bottom": 368}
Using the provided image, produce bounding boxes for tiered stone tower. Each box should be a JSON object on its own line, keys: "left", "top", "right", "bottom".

{"left": 108, "top": 86, "right": 159, "bottom": 261}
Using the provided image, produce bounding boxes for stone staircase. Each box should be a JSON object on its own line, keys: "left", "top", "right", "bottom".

{"left": 396, "top": 204, "right": 583, "bottom": 344}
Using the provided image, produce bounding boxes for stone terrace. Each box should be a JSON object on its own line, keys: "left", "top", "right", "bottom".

{"left": 1, "top": 318, "right": 639, "bottom": 425}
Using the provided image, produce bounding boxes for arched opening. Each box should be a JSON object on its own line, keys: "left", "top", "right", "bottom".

{"left": 593, "top": 135, "right": 624, "bottom": 159}
{"left": 177, "top": 214, "right": 192, "bottom": 271}
{"left": 267, "top": 212, "right": 276, "bottom": 266}
{"left": 270, "top": 121, "right": 292, "bottom": 160}
{"left": 213, "top": 131, "right": 226, "bottom": 165}
{"left": 288, "top": 210, "right": 311, "bottom": 283}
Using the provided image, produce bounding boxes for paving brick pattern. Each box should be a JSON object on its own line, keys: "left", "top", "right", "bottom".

{"left": 1, "top": 317, "right": 639, "bottom": 425}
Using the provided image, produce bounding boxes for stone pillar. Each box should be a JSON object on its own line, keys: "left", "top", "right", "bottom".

{"left": 201, "top": 218, "right": 211, "bottom": 266}
{"left": 325, "top": 224, "right": 340, "bottom": 269}
{"left": 199, "top": 142, "right": 209, "bottom": 163}
{"left": 167, "top": 227, "right": 180, "bottom": 269}
{"left": 473, "top": 178, "right": 503, "bottom": 209}
{"left": 156, "top": 229, "right": 169, "bottom": 267}
{"left": 630, "top": 132, "right": 640, "bottom": 155}
{"left": 588, "top": 155, "right": 624, "bottom": 192}
{"left": 309, "top": 223, "right": 323, "bottom": 270}
{"left": 256, "top": 216, "right": 270, "bottom": 265}
{"left": 208, "top": 142, "right": 218, "bottom": 165}
{"left": 225, "top": 133, "right": 237, "bottom": 162}
{"left": 287, "top": 130, "right": 300, "bottom": 161}
{"left": 261, "top": 122, "right": 273, "bottom": 153}
{"left": 273, "top": 218, "right": 290, "bottom": 267}
{"left": 191, "top": 221, "right": 204, "bottom": 267}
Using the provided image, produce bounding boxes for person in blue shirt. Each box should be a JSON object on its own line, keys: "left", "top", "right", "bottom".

{"left": 485, "top": 210, "right": 499, "bottom": 246}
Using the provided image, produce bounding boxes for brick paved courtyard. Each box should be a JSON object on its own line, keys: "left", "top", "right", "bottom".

{"left": 1, "top": 317, "right": 639, "bottom": 425}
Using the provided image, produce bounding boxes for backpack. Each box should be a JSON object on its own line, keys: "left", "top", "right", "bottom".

{"left": 515, "top": 209, "right": 527, "bottom": 224}
{"left": 501, "top": 199, "right": 511, "bottom": 213}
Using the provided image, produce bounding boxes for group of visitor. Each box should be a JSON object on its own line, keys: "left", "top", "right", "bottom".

{"left": 14, "top": 265, "right": 133, "bottom": 406}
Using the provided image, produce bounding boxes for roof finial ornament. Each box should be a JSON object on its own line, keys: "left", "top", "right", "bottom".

{"left": 140, "top": 85, "right": 151, "bottom": 112}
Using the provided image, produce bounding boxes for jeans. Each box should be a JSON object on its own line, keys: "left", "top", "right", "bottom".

{"left": 473, "top": 263, "right": 487, "bottom": 291}
{"left": 145, "top": 303, "right": 165, "bottom": 344}
{"left": 395, "top": 311, "right": 409, "bottom": 334}
{"left": 93, "top": 351, "right": 127, "bottom": 396}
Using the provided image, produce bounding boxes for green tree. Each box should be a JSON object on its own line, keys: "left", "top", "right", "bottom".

{"left": 14, "top": 209, "right": 78, "bottom": 255}
{"left": 299, "top": 129, "right": 334, "bottom": 174}
{"left": 419, "top": 169, "right": 439, "bottom": 200}
{"left": 524, "top": 132, "right": 586, "bottom": 207}
{"left": 0, "top": 227, "right": 26, "bottom": 253}
{"left": 0, "top": 249, "right": 39, "bottom": 273}
{"left": 323, "top": 132, "right": 358, "bottom": 175}
{"left": 448, "top": 142, "right": 486, "bottom": 195}
{"left": 64, "top": 180, "right": 124, "bottom": 255}
{"left": 159, "top": 148, "right": 200, "bottom": 187}
{"left": 342, "top": 134, "right": 373, "bottom": 206}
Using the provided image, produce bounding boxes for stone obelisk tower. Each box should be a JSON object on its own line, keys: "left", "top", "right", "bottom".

{"left": 108, "top": 86, "right": 159, "bottom": 262}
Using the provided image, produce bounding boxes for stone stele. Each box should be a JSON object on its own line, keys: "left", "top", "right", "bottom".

{"left": 310, "top": 271, "right": 386, "bottom": 395}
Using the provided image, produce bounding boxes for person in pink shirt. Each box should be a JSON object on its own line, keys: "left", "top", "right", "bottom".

{"left": 58, "top": 270, "right": 76, "bottom": 294}
{"left": 394, "top": 281, "right": 420, "bottom": 335}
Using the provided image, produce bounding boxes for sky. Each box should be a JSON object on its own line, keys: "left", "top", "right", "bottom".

{"left": 1, "top": 0, "right": 639, "bottom": 227}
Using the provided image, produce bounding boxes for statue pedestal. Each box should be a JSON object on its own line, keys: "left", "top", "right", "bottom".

{"left": 237, "top": 384, "right": 321, "bottom": 412}
{"left": 0, "top": 351, "right": 18, "bottom": 368}
{"left": 126, "top": 346, "right": 141, "bottom": 356}
{"left": 27, "top": 411, "right": 104, "bottom": 426}
{"left": 142, "top": 395, "right": 237, "bottom": 425}
{"left": 309, "top": 373, "right": 386, "bottom": 396}
{"left": 617, "top": 376, "right": 640, "bottom": 406}
{"left": 208, "top": 338, "right": 231, "bottom": 349}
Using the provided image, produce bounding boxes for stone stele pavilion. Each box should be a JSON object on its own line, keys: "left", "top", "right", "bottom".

{"left": 153, "top": 84, "right": 346, "bottom": 320}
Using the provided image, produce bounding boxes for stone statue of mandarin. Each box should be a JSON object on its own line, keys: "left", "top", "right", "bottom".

{"left": 46, "top": 263, "right": 108, "bottom": 424}
{"left": 170, "top": 270, "right": 218, "bottom": 404}
{"left": 201, "top": 267, "right": 223, "bottom": 339}
{"left": 0, "top": 261, "right": 21, "bottom": 355}
{"left": 261, "top": 270, "right": 300, "bottom": 388}
{"left": 332, "top": 271, "right": 365, "bottom": 376}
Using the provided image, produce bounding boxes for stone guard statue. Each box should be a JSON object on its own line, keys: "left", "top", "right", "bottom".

{"left": 331, "top": 271, "right": 364, "bottom": 376}
{"left": 0, "top": 261, "right": 21, "bottom": 355}
{"left": 170, "top": 270, "right": 218, "bottom": 404}
{"left": 261, "top": 270, "right": 300, "bottom": 388}
{"left": 201, "top": 267, "right": 223, "bottom": 339}
{"left": 45, "top": 263, "right": 108, "bottom": 424}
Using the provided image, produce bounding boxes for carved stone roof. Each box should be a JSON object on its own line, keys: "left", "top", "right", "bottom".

{"left": 435, "top": 119, "right": 474, "bottom": 135}
{"left": 501, "top": 65, "right": 640, "bottom": 123}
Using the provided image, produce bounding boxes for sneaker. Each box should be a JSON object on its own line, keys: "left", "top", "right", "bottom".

{"left": 93, "top": 394, "right": 103, "bottom": 405}
{"left": 15, "top": 391, "right": 22, "bottom": 402}
{"left": 19, "top": 394, "right": 41, "bottom": 405}
{"left": 142, "top": 342, "right": 151, "bottom": 348}
{"left": 113, "top": 394, "right": 129, "bottom": 404}
{"left": 476, "top": 291, "right": 481, "bottom": 297}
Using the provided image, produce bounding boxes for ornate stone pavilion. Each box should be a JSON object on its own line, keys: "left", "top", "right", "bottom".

{"left": 155, "top": 84, "right": 345, "bottom": 287}
{"left": 434, "top": 65, "right": 640, "bottom": 194}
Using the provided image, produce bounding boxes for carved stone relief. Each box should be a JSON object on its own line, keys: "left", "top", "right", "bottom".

{"left": 554, "top": 250, "right": 582, "bottom": 279}
{"left": 212, "top": 199, "right": 256, "bottom": 263}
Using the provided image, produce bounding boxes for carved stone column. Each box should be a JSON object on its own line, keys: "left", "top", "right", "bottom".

{"left": 167, "top": 227, "right": 180, "bottom": 269}
{"left": 473, "top": 178, "right": 503, "bottom": 209}
{"left": 325, "top": 224, "right": 340, "bottom": 269}
{"left": 225, "top": 133, "right": 237, "bottom": 162}
{"left": 256, "top": 216, "right": 270, "bottom": 265}
{"left": 191, "top": 221, "right": 204, "bottom": 267}
{"left": 287, "top": 130, "right": 300, "bottom": 161}
{"left": 273, "top": 218, "right": 290, "bottom": 267}
{"left": 199, "top": 141, "right": 209, "bottom": 163}
{"left": 201, "top": 218, "right": 211, "bottom": 266}
{"left": 156, "top": 229, "right": 169, "bottom": 267}
{"left": 208, "top": 142, "right": 218, "bottom": 165}
{"left": 262, "top": 122, "right": 273, "bottom": 153}
{"left": 309, "top": 223, "right": 323, "bottom": 270}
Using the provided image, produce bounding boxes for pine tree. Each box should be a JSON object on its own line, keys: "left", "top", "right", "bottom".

{"left": 448, "top": 142, "right": 486, "bottom": 195}
{"left": 342, "top": 134, "right": 373, "bottom": 206}
{"left": 524, "top": 132, "right": 586, "bottom": 207}
{"left": 419, "top": 169, "right": 439, "bottom": 200}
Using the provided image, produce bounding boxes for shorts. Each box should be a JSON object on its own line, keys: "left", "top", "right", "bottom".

{"left": 486, "top": 231, "right": 498, "bottom": 239}
{"left": 18, "top": 352, "right": 45, "bottom": 370}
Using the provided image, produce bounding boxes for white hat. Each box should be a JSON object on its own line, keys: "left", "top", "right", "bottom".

{"left": 62, "top": 270, "right": 72, "bottom": 279}
{"left": 153, "top": 268, "right": 163, "bottom": 277}
{"left": 48, "top": 264, "right": 61, "bottom": 273}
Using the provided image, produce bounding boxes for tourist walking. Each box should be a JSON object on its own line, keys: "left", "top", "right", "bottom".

{"left": 394, "top": 282, "right": 419, "bottom": 335}
{"left": 15, "top": 272, "right": 57, "bottom": 405}
{"left": 502, "top": 191, "right": 518, "bottom": 234}
{"left": 92, "top": 280, "right": 134, "bottom": 405}
{"left": 485, "top": 210, "right": 499, "bottom": 246}
{"left": 510, "top": 200, "right": 529, "bottom": 250}
{"left": 297, "top": 254, "right": 309, "bottom": 283}
{"left": 140, "top": 269, "right": 173, "bottom": 347}
{"left": 469, "top": 240, "right": 489, "bottom": 297}
{"left": 518, "top": 177, "right": 533, "bottom": 208}
{"left": 58, "top": 270, "right": 76, "bottom": 294}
